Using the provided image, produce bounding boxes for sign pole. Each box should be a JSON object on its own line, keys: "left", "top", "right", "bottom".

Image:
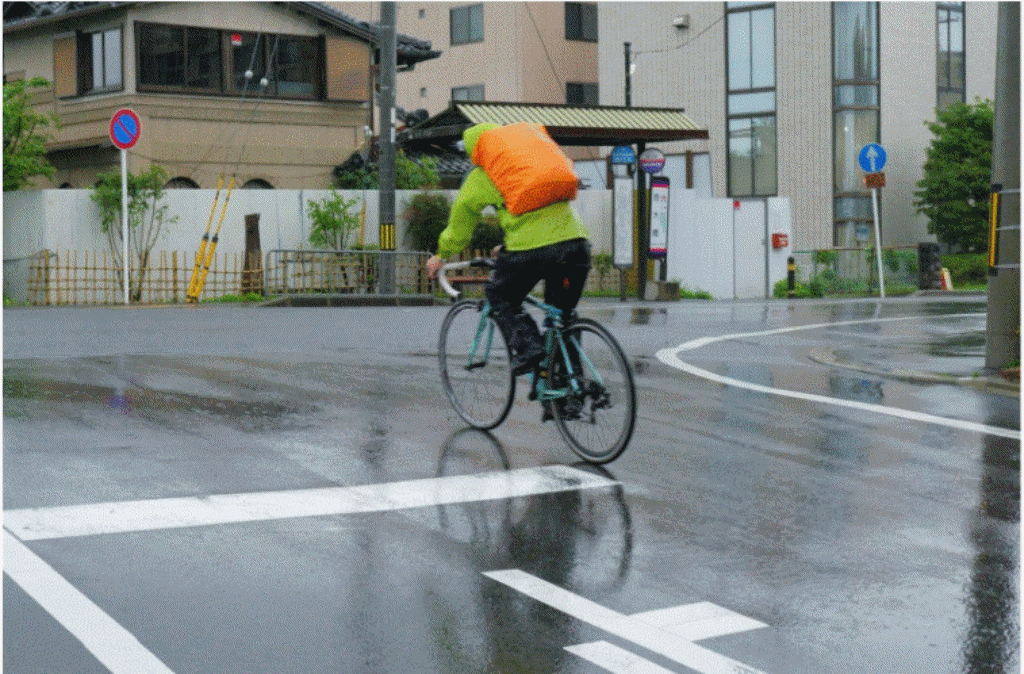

{"left": 858, "top": 143, "right": 888, "bottom": 299}
{"left": 109, "top": 108, "right": 141, "bottom": 305}
{"left": 870, "top": 186, "right": 885, "bottom": 298}
{"left": 121, "top": 148, "right": 129, "bottom": 305}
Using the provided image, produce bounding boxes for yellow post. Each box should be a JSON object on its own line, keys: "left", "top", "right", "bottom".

{"left": 193, "top": 175, "right": 235, "bottom": 302}
{"left": 187, "top": 175, "right": 224, "bottom": 302}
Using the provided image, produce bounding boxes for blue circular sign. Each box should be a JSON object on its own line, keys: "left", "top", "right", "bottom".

{"left": 109, "top": 108, "right": 141, "bottom": 150}
{"left": 858, "top": 143, "right": 886, "bottom": 173}
{"left": 610, "top": 145, "right": 636, "bottom": 165}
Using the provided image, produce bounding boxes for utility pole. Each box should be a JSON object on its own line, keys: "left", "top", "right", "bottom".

{"left": 378, "top": 1, "right": 397, "bottom": 294}
{"left": 985, "top": 2, "right": 1020, "bottom": 371}
{"left": 624, "top": 42, "right": 648, "bottom": 300}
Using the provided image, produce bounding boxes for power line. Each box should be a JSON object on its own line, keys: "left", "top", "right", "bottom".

{"left": 632, "top": 14, "right": 725, "bottom": 57}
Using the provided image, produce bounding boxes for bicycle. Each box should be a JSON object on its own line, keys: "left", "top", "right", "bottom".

{"left": 436, "top": 258, "right": 636, "bottom": 464}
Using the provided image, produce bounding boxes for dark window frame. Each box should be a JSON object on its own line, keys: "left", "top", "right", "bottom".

{"left": 565, "top": 2, "right": 598, "bottom": 42}
{"left": 452, "top": 84, "right": 485, "bottom": 101}
{"left": 135, "top": 21, "right": 321, "bottom": 100}
{"left": 450, "top": 4, "right": 484, "bottom": 46}
{"left": 725, "top": 1, "right": 777, "bottom": 198}
{"left": 77, "top": 24, "right": 124, "bottom": 95}
{"left": 936, "top": 2, "right": 966, "bottom": 110}
{"left": 831, "top": 2, "right": 881, "bottom": 246}
{"left": 566, "top": 82, "right": 599, "bottom": 106}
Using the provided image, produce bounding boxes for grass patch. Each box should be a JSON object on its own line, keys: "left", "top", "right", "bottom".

{"left": 201, "top": 292, "right": 266, "bottom": 304}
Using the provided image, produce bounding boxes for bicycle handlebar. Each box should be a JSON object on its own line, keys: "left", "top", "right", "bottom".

{"left": 437, "top": 258, "right": 494, "bottom": 301}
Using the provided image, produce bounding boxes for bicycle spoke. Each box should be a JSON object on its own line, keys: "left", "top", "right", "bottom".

{"left": 439, "top": 300, "right": 515, "bottom": 430}
{"left": 552, "top": 319, "right": 636, "bottom": 463}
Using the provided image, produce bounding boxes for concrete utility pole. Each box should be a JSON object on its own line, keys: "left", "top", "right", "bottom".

{"left": 378, "top": 1, "right": 397, "bottom": 294}
{"left": 985, "top": 2, "right": 1020, "bottom": 371}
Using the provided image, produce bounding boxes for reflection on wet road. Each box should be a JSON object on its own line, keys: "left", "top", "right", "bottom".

{"left": 3, "top": 298, "right": 1018, "bottom": 674}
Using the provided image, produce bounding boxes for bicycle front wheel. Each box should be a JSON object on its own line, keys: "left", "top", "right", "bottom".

{"left": 438, "top": 300, "right": 515, "bottom": 430}
{"left": 552, "top": 318, "right": 636, "bottom": 464}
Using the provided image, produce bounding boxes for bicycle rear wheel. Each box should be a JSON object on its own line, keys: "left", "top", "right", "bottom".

{"left": 552, "top": 318, "right": 636, "bottom": 464}
{"left": 438, "top": 299, "right": 515, "bottom": 430}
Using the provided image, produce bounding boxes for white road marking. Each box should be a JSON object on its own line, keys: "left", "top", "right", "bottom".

{"left": 3, "top": 531, "right": 176, "bottom": 674}
{"left": 656, "top": 314, "right": 1020, "bottom": 441}
{"left": 634, "top": 601, "right": 768, "bottom": 642}
{"left": 567, "top": 641, "right": 678, "bottom": 673}
{"left": 568, "top": 603, "right": 769, "bottom": 673}
{"left": 484, "top": 569, "right": 766, "bottom": 674}
{"left": 5, "top": 465, "right": 617, "bottom": 541}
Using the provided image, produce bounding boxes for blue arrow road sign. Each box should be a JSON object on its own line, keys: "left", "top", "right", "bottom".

{"left": 858, "top": 143, "right": 886, "bottom": 173}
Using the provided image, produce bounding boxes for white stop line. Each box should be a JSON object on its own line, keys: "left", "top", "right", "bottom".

{"left": 656, "top": 314, "right": 1020, "bottom": 441}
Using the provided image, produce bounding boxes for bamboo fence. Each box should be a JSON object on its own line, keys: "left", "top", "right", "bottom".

{"left": 23, "top": 248, "right": 630, "bottom": 306}
{"left": 26, "top": 249, "right": 264, "bottom": 306}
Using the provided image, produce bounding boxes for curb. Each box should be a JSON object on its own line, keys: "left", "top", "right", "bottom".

{"left": 259, "top": 294, "right": 438, "bottom": 308}
{"left": 808, "top": 348, "right": 1020, "bottom": 398}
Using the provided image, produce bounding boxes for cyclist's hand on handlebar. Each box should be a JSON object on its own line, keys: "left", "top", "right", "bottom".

{"left": 426, "top": 254, "right": 445, "bottom": 279}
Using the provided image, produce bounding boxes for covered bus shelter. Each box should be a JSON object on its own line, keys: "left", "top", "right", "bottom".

{"left": 402, "top": 101, "right": 709, "bottom": 299}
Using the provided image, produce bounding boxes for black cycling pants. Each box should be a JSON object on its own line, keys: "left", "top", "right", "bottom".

{"left": 485, "top": 238, "right": 592, "bottom": 357}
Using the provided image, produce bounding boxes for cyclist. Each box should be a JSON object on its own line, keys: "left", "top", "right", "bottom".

{"left": 426, "top": 122, "right": 592, "bottom": 377}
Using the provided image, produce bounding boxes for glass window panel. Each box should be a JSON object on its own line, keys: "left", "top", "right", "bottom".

{"left": 276, "top": 37, "right": 316, "bottom": 97}
{"left": 469, "top": 5, "right": 483, "bottom": 41}
{"left": 728, "top": 91, "right": 775, "bottom": 115}
{"left": 233, "top": 33, "right": 264, "bottom": 93}
{"left": 750, "top": 8, "right": 774, "bottom": 88}
{"left": 752, "top": 116, "right": 777, "bottom": 195}
{"left": 833, "top": 108, "right": 878, "bottom": 192}
{"left": 581, "top": 3, "right": 597, "bottom": 40}
{"left": 451, "top": 7, "right": 467, "bottom": 44}
{"left": 728, "top": 11, "right": 751, "bottom": 90}
{"left": 835, "top": 196, "right": 872, "bottom": 219}
{"left": 833, "top": 2, "right": 878, "bottom": 81}
{"left": 565, "top": 3, "right": 581, "bottom": 39}
{"left": 728, "top": 118, "right": 754, "bottom": 196}
{"left": 104, "top": 28, "right": 121, "bottom": 88}
{"left": 186, "top": 28, "right": 221, "bottom": 89}
{"left": 834, "top": 84, "right": 878, "bottom": 106}
{"left": 937, "top": 88, "right": 963, "bottom": 110}
{"left": 140, "top": 24, "right": 185, "bottom": 86}
{"left": 92, "top": 31, "right": 104, "bottom": 89}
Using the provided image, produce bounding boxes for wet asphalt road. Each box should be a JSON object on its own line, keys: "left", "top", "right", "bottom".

{"left": 3, "top": 296, "right": 1019, "bottom": 674}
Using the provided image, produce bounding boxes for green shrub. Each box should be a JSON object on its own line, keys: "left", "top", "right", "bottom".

{"left": 405, "top": 192, "right": 451, "bottom": 252}
{"left": 469, "top": 214, "right": 505, "bottom": 252}
{"left": 774, "top": 277, "right": 820, "bottom": 298}
{"left": 679, "top": 287, "right": 713, "bottom": 300}
{"left": 942, "top": 252, "right": 988, "bottom": 286}
{"left": 307, "top": 190, "right": 360, "bottom": 249}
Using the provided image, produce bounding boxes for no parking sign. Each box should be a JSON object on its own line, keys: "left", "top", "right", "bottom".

{"left": 109, "top": 108, "right": 141, "bottom": 150}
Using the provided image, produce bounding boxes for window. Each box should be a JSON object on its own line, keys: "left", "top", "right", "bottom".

{"left": 566, "top": 82, "right": 598, "bottom": 106}
{"left": 451, "top": 5, "right": 483, "bottom": 45}
{"left": 565, "top": 3, "right": 598, "bottom": 42}
{"left": 726, "top": 2, "right": 776, "bottom": 197}
{"left": 832, "top": 2, "right": 879, "bottom": 246}
{"left": 937, "top": 2, "right": 965, "bottom": 110}
{"left": 137, "top": 23, "right": 319, "bottom": 99}
{"left": 78, "top": 26, "right": 123, "bottom": 93}
{"left": 452, "top": 84, "right": 484, "bottom": 101}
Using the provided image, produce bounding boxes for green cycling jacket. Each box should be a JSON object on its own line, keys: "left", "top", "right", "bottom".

{"left": 435, "top": 123, "right": 589, "bottom": 259}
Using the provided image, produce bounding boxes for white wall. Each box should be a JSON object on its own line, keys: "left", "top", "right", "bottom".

{"left": 3, "top": 187, "right": 614, "bottom": 258}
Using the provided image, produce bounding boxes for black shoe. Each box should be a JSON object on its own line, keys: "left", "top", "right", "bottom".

{"left": 541, "top": 396, "right": 582, "bottom": 423}
{"left": 512, "top": 347, "right": 545, "bottom": 376}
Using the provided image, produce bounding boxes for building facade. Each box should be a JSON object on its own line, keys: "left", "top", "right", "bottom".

{"left": 329, "top": 1, "right": 600, "bottom": 160}
{"left": 2, "top": 1, "right": 439, "bottom": 190}
{"left": 598, "top": 1, "right": 998, "bottom": 249}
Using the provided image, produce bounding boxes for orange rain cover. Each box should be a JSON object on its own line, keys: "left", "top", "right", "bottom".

{"left": 472, "top": 122, "right": 578, "bottom": 215}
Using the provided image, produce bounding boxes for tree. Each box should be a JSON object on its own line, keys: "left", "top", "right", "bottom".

{"left": 334, "top": 149, "right": 440, "bottom": 189}
{"left": 91, "top": 165, "right": 178, "bottom": 302}
{"left": 307, "top": 190, "right": 361, "bottom": 249}
{"left": 3, "top": 76, "right": 58, "bottom": 191}
{"left": 914, "top": 98, "right": 994, "bottom": 253}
